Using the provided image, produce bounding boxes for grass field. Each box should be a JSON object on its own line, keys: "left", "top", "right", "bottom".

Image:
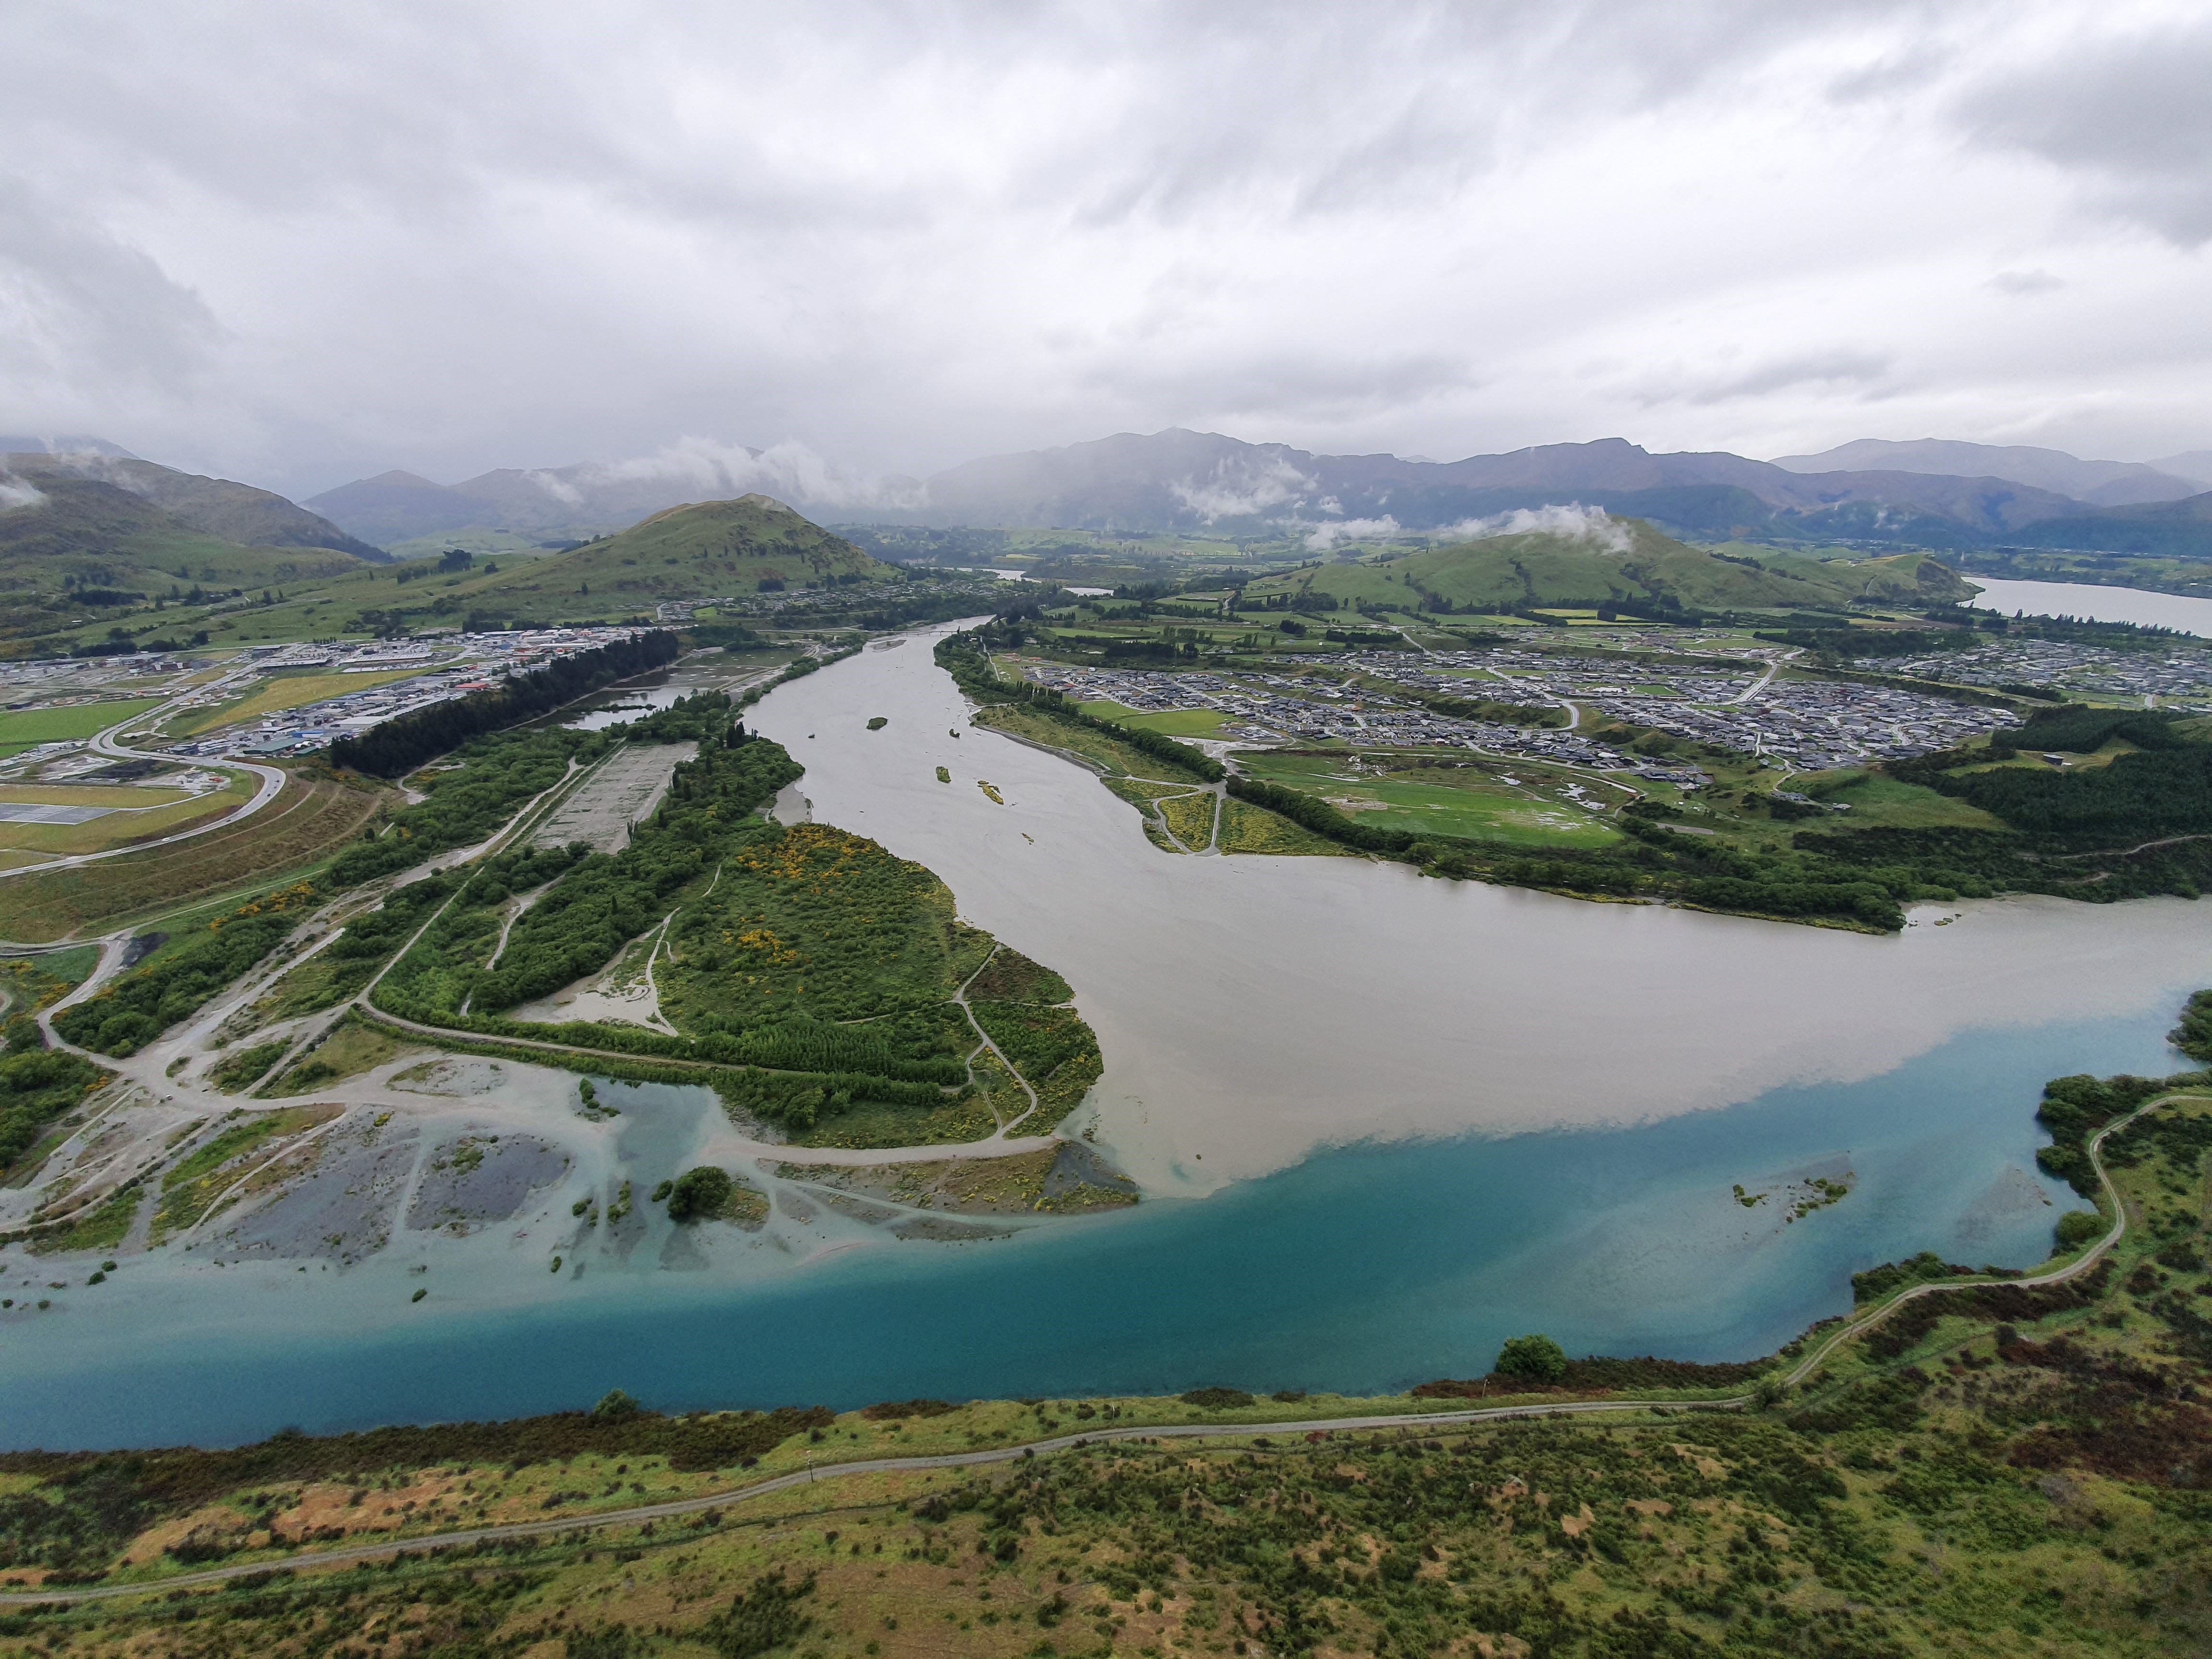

{"left": 0, "top": 775, "right": 252, "bottom": 859}
{"left": 1817, "top": 771, "right": 2008, "bottom": 830}
{"left": 973, "top": 703, "right": 1212, "bottom": 783}
{"left": 264, "top": 1019, "right": 413, "bottom": 1095}
{"left": 0, "top": 698, "right": 162, "bottom": 756}
{"left": 1076, "top": 700, "right": 1228, "bottom": 737}
{"left": 1237, "top": 751, "right": 1623, "bottom": 848}
{"left": 0, "top": 783, "right": 197, "bottom": 808}
{"left": 1217, "top": 794, "right": 1358, "bottom": 855}
{"left": 0, "top": 772, "right": 385, "bottom": 941}
{"left": 175, "top": 669, "right": 418, "bottom": 735}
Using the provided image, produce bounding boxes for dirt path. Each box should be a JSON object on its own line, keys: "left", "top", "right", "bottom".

{"left": 952, "top": 945, "right": 1042, "bottom": 1134}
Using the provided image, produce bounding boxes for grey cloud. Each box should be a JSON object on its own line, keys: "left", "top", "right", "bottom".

{"left": 1959, "top": 23, "right": 2212, "bottom": 244}
{"left": 1636, "top": 351, "right": 1894, "bottom": 409}
{"left": 1081, "top": 349, "right": 1480, "bottom": 430}
{"left": 0, "top": 2, "right": 2207, "bottom": 493}
{"left": 1825, "top": 44, "right": 1953, "bottom": 105}
{"left": 0, "top": 176, "right": 218, "bottom": 411}
{"left": 1986, "top": 269, "right": 2065, "bottom": 296}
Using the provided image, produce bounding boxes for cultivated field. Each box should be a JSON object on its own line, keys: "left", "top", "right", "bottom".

{"left": 1236, "top": 749, "right": 1626, "bottom": 848}
{"left": 0, "top": 772, "right": 385, "bottom": 941}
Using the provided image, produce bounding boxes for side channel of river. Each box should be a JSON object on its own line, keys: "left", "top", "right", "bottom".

{"left": 0, "top": 624, "right": 2207, "bottom": 1449}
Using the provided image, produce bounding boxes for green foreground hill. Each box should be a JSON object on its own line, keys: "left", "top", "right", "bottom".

{"left": 449, "top": 494, "right": 896, "bottom": 623}
{"left": 1245, "top": 517, "right": 1972, "bottom": 614}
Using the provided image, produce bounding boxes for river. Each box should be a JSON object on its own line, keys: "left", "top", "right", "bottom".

{"left": 1966, "top": 576, "right": 2212, "bottom": 637}
{"left": 1, "top": 625, "right": 2207, "bottom": 1448}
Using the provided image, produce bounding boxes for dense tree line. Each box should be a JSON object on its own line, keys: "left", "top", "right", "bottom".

{"left": 326, "top": 727, "right": 602, "bottom": 889}
{"left": 54, "top": 887, "right": 320, "bottom": 1056}
{"left": 1226, "top": 777, "right": 1416, "bottom": 854}
{"left": 1941, "top": 745, "right": 2212, "bottom": 847}
{"left": 691, "top": 1014, "right": 967, "bottom": 1084}
{"left": 717, "top": 1065, "right": 954, "bottom": 1131}
{"left": 613, "top": 689, "right": 736, "bottom": 743}
{"left": 1226, "top": 776, "right": 1915, "bottom": 929}
{"left": 329, "top": 631, "right": 680, "bottom": 776}
{"left": 324, "top": 870, "right": 462, "bottom": 965}
{"left": 1885, "top": 708, "right": 2212, "bottom": 851}
{"left": 378, "top": 736, "right": 802, "bottom": 1021}
{"left": 0, "top": 1038, "right": 104, "bottom": 1178}
{"left": 2034, "top": 1070, "right": 2184, "bottom": 1194}
{"left": 2172, "top": 990, "right": 2212, "bottom": 1062}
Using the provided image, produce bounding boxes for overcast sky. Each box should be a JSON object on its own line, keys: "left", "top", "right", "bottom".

{"left": 4, "top": 0, "right": 2209, "bottom": 499}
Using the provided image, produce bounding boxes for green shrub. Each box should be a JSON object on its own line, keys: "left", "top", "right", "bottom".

{"left": 2055, "top": 1209, "right": 2106, "bottom": 1250}
{"left": 666, "top": 1166, "right": 735, "bottom": 1222}
{"left": 1178, "top": 1387, "right": 1254, "bottom": 1409}
{"left": 1494, "top": 1334, "right": 1568, "bottom": 1383}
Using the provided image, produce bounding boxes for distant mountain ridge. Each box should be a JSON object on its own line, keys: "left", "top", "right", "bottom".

{"left": 1770, "top": 438, "right": 2207, "bottom": 505}
{"left": 2, "top": 445, "right": 383, "bottom": 560}
{"left": 307, "top": 428, "right": 2212, "bottom": 555}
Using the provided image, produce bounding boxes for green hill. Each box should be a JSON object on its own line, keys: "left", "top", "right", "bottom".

{"left": 457, "top": 494, "right": 894, "bottom": 620}
{"left": 1244, "top": 517, "right": 1972, "bottom": 615}
{"left": 0, "top": 476, "right": 378, "bottom": 655}
{"left": 6, "top": 452, "right": 383, "bottom": 559}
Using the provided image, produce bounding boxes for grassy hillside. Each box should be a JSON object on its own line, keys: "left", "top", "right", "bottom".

{"left": 455, "top": 494, "right": 894, "bottom": 621}
{"left": 6, "top": 453, "right": 383, "bottom": 559}
{"left": 0, "top": 490, "right": 890, "bottom": 652}
{"left": 0, "top": 478, "right": 377, "bottom": 655}
{"left": 1244, "top": 517, "right": 1971, "bottom": 615}
{"left": 1247, "top": 519, "right": 1973, "bottom": 619}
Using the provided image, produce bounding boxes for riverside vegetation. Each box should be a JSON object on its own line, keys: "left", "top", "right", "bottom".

{"left": 938, "top": 617, "right": 2212, "bottom": 932}
{"left": 4, "top": 1005, "right": 2212, "bottom": 1656}
{"left": 358, "top": 691, "right": 1103, "bottom": 1147}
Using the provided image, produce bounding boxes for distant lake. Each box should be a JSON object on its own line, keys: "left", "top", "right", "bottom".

{"left": 1966, "top": 577, "right": 2212, "bottom": 638}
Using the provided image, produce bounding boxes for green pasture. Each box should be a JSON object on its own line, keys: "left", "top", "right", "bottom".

{"left": 1235, "top": 751, "right": 1622, "bottom": 848}
{"left": 1078, "top": 700, "right": 1227, "bottom": 737}
{"left": 0, "top": 698, "right": 164, "bottom": 756}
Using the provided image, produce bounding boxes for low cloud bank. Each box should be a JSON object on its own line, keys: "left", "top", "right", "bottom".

{"left": 1169, "top": 457, "right": 1315, "bottom": 522}
{"left": 1296, "top": 501, "right": 1630, "bottom": 553}
{"left": 1303, "top": 514, "right": 1402, "bottom": 550}
{"left": 1439, "top": 502, "right": 1631, "bottom": 553}
{"left": 0, "top": 474, "right": 46, "bottom": 511}
{"left": 525, "top": 436, "right": 927, "bottom": 514}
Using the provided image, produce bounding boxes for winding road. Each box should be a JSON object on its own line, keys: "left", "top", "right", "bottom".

{"left": 0, "top": 674, "right": 289, "bottom": 881}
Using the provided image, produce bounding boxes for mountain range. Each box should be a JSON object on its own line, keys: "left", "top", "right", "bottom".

{"left": 301, "top": 431, "right": 2212, "bottom": 554}
{"left": 9, "top": 428, "right": 2212, "bottom": 573}
{"left": 1771, "top": 438, "right": 2212, "bottom": 506}
{"left": 0, "top": 440, "right": 382, "bottom": 561}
